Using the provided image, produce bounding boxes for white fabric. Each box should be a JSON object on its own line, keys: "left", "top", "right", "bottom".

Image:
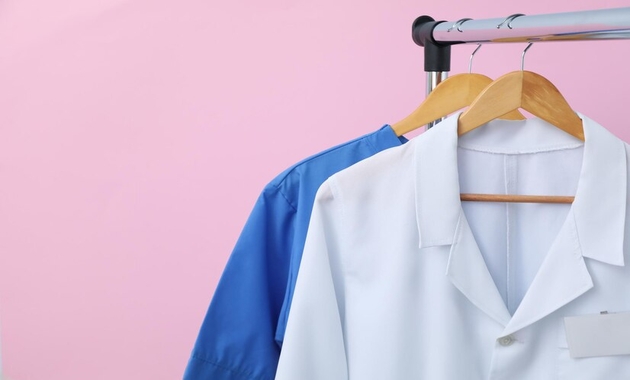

{"left": 275, "top": 113, "right": 630, "bottom": 380}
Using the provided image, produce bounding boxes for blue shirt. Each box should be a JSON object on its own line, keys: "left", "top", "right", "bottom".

{"left": 184, "top": 126, "right": 406, "bottom": 380}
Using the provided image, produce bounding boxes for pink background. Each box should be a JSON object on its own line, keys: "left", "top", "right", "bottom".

{"left": 0, "top": 0, "right": 628, "bottom": 379}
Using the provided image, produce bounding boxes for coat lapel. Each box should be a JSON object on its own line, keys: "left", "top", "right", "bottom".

{"left": 413, "top": 112, "right": 627, "bottom": 337}
{"left": 446, "top": 209, "right": 512, "bottom": 327}
{"left": 501, "top": 210, "right": 594, "bottom": 337}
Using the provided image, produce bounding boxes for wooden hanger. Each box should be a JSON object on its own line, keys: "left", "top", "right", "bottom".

{"left": 457, "top": 45, "right": 583, "bottom": 204}
{"left": 458, "top": 70, "right": 584, "bottom": 140}
{"left": 391, "top": 73, "right": 525, "bottom": 137}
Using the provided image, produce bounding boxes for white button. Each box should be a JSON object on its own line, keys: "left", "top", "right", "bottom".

{"left": 498, "top": 335, "right": 515, "bottom": 346}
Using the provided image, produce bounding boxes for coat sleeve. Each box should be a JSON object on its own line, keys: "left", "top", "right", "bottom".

{"left": 184, "top": 186, "right": 295, "bottom": 380}
{"left": 275, "top": 179, "right": 349, "bottom": 380}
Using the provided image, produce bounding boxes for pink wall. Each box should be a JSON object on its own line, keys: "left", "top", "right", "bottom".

{"left": 0, "top": 0, "right": 628, "bottom": 379}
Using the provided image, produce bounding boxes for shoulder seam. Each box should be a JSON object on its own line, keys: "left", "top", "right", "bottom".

{"left": 274, "top": 134, "right": 373, "bottom": 184}
{"left": 268, "top": 183, "right": 298, "bottom": 212}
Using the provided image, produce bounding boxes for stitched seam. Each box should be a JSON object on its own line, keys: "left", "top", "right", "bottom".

{"left": 458, "top": 142, "right": 583, "bottom": 155}
{"left": 448, "top": 211, "right": 507, "bottom": 326}
{"left": 190, "top": 354, "right": 270, "bottom": 380}
{"left": 421, "top": 238, "right": 454, "bottom": 246}
{"left": 571, "top": 211, "right": 585, "bottom": 259}
{"left": 414, "top": 144, "right": 423, "bottom": 247}
{"left": 505, "top": 155, "right": 511, "bottom": 313}
{"left": 328, "top": 176, "right": 348, "bottom": 272}
{"left": 509, "top": 284, "right": 594, "bottom": 335}
{"left": 325, "top": 175, "right": 352, "bottom": 370}
{"left": 270, "top": 127, "right": 397, "bottom": 210}
{"left": 365, "top": 132, "right": 379, "bottom": 153}
{"left": 273, "top": 134, "right": 376, "bottom": 184}
{"left": 272, "top": 184, "right": 298, "bottom": 213}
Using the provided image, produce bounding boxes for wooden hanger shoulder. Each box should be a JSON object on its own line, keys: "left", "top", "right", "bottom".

{"left": 391, "top": 73, "right": 525, "bottom": 137}
{"left": 458, "top": 70, "right": 584, "bottom": 141}
{"left": 457, "top": 71, "right": 524, "bottom": 135}
{"left": 521, "top": 71, "right": 585, "bottom": 140}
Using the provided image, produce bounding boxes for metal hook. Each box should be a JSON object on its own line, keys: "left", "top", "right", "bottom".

{"left": 521, "top": 42, "right": 534, "bottom": 71}
{"left": 497, "top": 13, "right": 525, "bottom": 29}
{"left": 469, "top": 44, "right": 482, "bottom": 73}
{"left": 447, "top": 18, "right": 472, "bottom": 32}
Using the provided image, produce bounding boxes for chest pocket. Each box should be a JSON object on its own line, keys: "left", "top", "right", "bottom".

{"left": 557, "top": 319, "right": 630, "bottom": 379}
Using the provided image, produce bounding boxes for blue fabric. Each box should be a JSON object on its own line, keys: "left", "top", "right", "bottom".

{"left": 184, "top": 126, "right": 406, "bottom": 380}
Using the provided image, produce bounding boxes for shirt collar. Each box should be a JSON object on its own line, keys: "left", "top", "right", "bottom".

{"left": 413, "top": 112, "right": 627, "bottom": 266}
{"left": 366, "top": 125, "right": 408, "bottom": 153}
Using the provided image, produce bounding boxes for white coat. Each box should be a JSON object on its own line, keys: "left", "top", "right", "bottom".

{"left": 275, "top": 113, "right": 630, "bottom": 380}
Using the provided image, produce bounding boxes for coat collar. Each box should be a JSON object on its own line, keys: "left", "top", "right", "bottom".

{"left": 413, "top": 112, "right": 627, "bottom": 267}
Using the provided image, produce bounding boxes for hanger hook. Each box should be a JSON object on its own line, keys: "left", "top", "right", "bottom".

{"left": 497, "top": 13, "right": 525, "bottom": 29}
{"left": 469, "top": 44, "right": 482, "bottom": 73}
{"left": 447, "top": 18, "right": 472, "bottom": 32}
{"left": 521, "top": 42, "right": 534, "bottom": 71}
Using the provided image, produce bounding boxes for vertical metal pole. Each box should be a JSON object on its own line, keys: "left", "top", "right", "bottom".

{"left": 411, "top": 16, "right": 452, "bottom": 130}
{"left": 426, "top": 71, "right": 448, "bottom": 129}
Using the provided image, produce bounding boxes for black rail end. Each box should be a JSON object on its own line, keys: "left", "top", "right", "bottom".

{"left": 412, "top": 16, "right": 452, "bottom": 72}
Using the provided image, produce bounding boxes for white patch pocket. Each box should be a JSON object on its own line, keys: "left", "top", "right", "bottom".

{"left": 558, "top": 312, "right": 630, "bottom": 379}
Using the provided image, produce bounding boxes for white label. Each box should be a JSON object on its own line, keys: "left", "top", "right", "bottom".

{"left": 564, "top": 312, "right": 630, "bottom": 358}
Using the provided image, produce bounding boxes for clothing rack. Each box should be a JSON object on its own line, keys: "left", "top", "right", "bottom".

{"left": 412, "top": 7, "right": 630, "bottom": 127}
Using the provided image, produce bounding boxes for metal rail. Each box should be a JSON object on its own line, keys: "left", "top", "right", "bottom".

{"left": 412, "top": 7, "right": 630, "bottom": 128}
{"left": 428, "top": 8, "right": 630, "bottom": 45}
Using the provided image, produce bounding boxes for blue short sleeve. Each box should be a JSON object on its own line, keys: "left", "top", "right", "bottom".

{"left": 184, "top": 125, "right": 406, "bottom": 379}
{"left": 184, "top": 186, "right": 296, "bottom": 380}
